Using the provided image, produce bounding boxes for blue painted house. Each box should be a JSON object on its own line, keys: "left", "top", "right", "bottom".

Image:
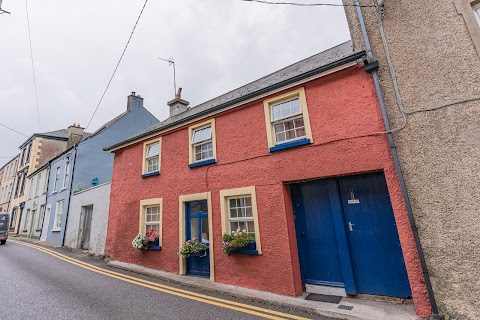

{"left": 46, "top": 93, "right": 159, "bottom": 250}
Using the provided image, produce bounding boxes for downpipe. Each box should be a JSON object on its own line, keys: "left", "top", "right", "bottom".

{"left": 353, "top": 0, "right": 440, "bottom": 319}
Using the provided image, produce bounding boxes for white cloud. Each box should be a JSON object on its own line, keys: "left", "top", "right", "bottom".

{"left": 0, "top": 0, "right": 350, "bottom": 167}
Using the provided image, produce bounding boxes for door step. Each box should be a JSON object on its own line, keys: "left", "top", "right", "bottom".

{"left": 305, "top": 284, "right": 346, "bottom": 297}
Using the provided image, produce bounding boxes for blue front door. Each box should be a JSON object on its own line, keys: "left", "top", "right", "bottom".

{"left": 185, "top": 200, "right": 210, "bottom": 277}
{"left": 292, "top": 180, "right": 345, "bottom": 288}
{"left": 292, "top": 172, "right": 411, "bottom": 298}
{"left": 338, "top": 173, "right": 411, "bottom": 298}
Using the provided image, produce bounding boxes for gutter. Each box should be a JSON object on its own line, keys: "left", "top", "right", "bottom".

{"left": 353, "top": 1, "right": 440, "bottom": 319}
{"left": 104, "top": 51, "right": 366, "bottom": 152}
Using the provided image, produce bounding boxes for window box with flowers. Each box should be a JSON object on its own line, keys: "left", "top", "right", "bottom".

{"left": 179, "top": 238, "right": 208, "bottom": 257}
{"left": 222, "top": 229, "right": 258, "bottom": 255}
{"left": 132, "top": 230, "right": 162, "bottom": 251}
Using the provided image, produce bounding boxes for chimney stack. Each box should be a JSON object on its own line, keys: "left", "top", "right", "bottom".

{"left": 167, "top": 88, "right": 189, "bottom": 117}
{"left": 67, "top": 123, "right": 85, "bottom": 147}
{"left": 127, "top": 92, "right": 144, "bottom": 111}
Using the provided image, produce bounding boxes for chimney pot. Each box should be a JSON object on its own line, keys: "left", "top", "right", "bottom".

{"left": 67, "top": 123, "right": 85, "bottom": 147}
{"left": 127, "top": 91, "right": 144, "bottom": 111}
{"left": 167, "top": 87, "right": 189, "bottom": 117}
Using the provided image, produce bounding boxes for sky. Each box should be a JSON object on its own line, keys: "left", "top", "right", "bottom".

{"left": 0, "top": 0, "right": 350, "bottom": 167}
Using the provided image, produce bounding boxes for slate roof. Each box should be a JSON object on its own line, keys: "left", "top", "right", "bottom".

{"left": 20, "top": 129, "right": 92, "bottom": 148}
{"left": 90, "top": 111, "right": 129, "bottom": 137}
{"left": 105, "top": 41, "right": 364, "bottom": 151}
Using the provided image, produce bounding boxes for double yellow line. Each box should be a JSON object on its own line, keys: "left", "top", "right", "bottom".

{"left": 11, "top": 240, "right": 310, "bottom": 320}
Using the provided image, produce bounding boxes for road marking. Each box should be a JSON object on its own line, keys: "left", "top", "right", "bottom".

{"left": 11, "top": 240, "right": 310, "bottom": 320}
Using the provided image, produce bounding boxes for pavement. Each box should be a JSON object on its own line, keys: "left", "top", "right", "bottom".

{"left": 4, "top": 237, "right": 420, "bottom": 320}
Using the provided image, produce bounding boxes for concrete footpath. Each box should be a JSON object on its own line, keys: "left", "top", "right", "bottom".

{"left": 108, "top": 260, "right": 420, "bottom": 320}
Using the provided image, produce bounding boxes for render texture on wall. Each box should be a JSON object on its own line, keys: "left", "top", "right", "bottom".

{"left": 342, "top": 1, "right": 480, "bottom": 318}
{"left": 64, "top": 182, "right": 111, "bottom": 255}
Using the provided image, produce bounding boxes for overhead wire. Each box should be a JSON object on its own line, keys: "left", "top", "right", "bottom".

{"left": 25, "top": 0, "right": 42, "bottom": 131}
{"left": 85, "top": 0, "right": 149, "bottom": 131}
{"left": 238, "top": 0, "right": 374, "bottom": 7}
{"left": 0, "top": 122, "right": 28, "bottom": 138}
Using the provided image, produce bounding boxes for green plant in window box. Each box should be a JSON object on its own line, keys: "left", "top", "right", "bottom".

{"left": 179, "top": 238, "right": 208, "bottom": 257}
{"left": 222, "top": 228, "right": 255, "bottom": 256}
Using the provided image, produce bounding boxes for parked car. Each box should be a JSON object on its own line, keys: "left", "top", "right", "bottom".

{"left": 0, "top": 213, "right": 9, "bottom": 244}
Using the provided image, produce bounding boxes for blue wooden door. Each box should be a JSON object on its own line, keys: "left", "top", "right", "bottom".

{"left": 292, "top": 173, "right": 411, "bottom": 298}
{"left": 186, "top": 200, "right": 210, "bottom": 277}
{"left": 338, "top": 173, "right": 411, "bottom": 298}
{"left": 292, "top": 180, "right": 345, "bottom": 288}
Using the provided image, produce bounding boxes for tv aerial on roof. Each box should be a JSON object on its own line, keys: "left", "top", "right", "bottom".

{"left": 0, "top": 0, "right": 11, "bottom": 14}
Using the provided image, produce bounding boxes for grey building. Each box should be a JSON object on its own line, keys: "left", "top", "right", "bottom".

{"left": 62, "top": 93, "right": 159, "bottom": 253}
{"left": 20, "top": 162, "right": 50, "bottom": 239}
{"left": 343, "top": 1, "right": 480, "bottom": 318}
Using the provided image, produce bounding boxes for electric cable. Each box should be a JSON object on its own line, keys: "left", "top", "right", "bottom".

{"left": 85, "top": 0, "right": 149, "bottom": 131}
{"left": 25, "top": 0, "right": 42, "bottom": 131}
{"left": 239, "top": 0, "right": 374, "bottom": 7}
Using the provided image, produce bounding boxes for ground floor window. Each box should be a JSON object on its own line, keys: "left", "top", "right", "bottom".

{"left": 53, "top": 200, "right": 64, "bottom": 230}
{"left": 139, "top": 198, "right": 163, "bottom": 244}
{"left": 10, "top": 207, "right": 18, "bottom": 229}
{"left": 37, "top": 205, "right": 46, "bottom": 230}
{"left": 220, "top": 186, "right": 262, "bottom": 254}
{"left": 23, "top": 209, "right": 30, "bottom": 231}
{"left": 227, "top": 196, "right": 255, "bottom": 237}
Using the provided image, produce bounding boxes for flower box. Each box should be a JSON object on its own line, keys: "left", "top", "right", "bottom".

{"left": 233, "top": 242, "right": 258, "bottom": 255}
{"left": 189, "top": 248, "right": 209, "bottom": 257}
{"left": 147, "top": 239, "right": 161, "bottom": 251}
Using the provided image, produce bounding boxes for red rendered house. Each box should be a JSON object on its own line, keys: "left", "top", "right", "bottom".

{"left": 104, "top": 41, "right": 431, "bottom": 317}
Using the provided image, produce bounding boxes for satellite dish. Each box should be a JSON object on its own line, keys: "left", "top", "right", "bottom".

{"left": 0, "top": 0, "right": 11, "bottom": 15}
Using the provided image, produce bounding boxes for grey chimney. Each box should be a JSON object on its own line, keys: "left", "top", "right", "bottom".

{"left": 127, "top": 92, "right": 144, "bottom": 111}
{"left": 67, "top": 123, "right": 85, "bottom": 147}
{"left": 167, "top": 88, "right": 189, "bottom": 117}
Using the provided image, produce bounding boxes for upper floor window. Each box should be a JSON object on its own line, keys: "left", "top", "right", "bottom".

{"left": 188, "top": 119, "right": 217, "bottom": 168}
{"left": 25, "top": 143, "right": 32, "bottom": 163}
{"left": 271, "top": 97, "right": 306, "bottom": 144}
{"left": 20, "top": 148, "right": 26, "bottom": 166}
{"left": 474, "top": 2, "right": 480, "bottom": 24}
{"left": 142, "top": 138, "right": 161, "bottom": 177}
{"left": 14, "top": 175, "right": 21, "bottom": 197}
{"left": 62, "top": 160, "right": 70, "bottom": 189}
{"left": 19, "top": 172, "right": 27, "bottom": 195}
{"left": 263, "top": 87, "right": 313, "bottom": 152}
{"left": 35, "top": 173, "right": 41, "bottom": 197}
{"left": 53, "top": 167, "right": 60, "bottom": 192}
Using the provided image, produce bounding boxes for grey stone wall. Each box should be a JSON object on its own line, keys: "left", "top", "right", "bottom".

{"left": 342, "top": 1, "right": 480, "bottom": 318}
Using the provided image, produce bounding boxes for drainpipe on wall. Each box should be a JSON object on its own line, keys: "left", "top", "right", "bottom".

{"left": 353, "top": 1, "right": 440, "bottom": 319}
{"left": 61, "top": 144, "right": 78, "bottom": 247}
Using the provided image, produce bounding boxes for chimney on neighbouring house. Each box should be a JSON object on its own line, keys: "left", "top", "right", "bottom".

{"left": 127, "top": 91, "right": 144, "bottom": 111}
{"left": 67, "top": 123, "right": 85, "bottom": 147}
{"left": 167, "top": 88, "right": 189, "bottom": 117}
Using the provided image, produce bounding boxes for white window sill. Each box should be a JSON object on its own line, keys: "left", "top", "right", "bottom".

{"left": 51, "top": 228, "right": 61, "bottom": 232}
{"left": 60, "top": 187, "right": 67, "bottom": 191}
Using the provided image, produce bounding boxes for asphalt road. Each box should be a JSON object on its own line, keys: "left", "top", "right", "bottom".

{"left": 0, "top": 240, "right": 332, "bottom": 320}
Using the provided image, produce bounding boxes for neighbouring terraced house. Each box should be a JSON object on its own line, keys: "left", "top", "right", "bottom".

{"left": 8, "top": 127, "right": 89, "bottom": 234}
{"left": 343, "top": 0, "right": 480, "bottom": 318}
{"left": 45, "top": 93, "right": 159, "bottom": 256}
